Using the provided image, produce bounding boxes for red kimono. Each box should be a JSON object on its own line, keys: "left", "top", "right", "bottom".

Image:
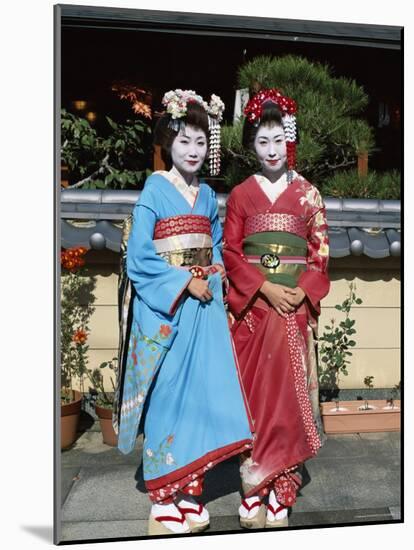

{"left": 223, "top": 173, "right": 330, "bottom": 507}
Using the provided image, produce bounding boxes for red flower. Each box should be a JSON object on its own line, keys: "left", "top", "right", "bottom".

{"left": 159, "top": 324, "right": 172, "bottom": 337}
{"left": 61, "top": 247, "right": 89, "bottom": 271}
{"left": 167, "top": 435, "right": 174, "bottom": 444}
{"left": 73, "top": 329, "right": 87, "bottom": 344}
{"left": 132, "top": 351, "right": 138, "bottom": 366}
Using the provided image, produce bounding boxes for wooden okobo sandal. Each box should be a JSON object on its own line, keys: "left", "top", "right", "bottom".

{"left": 147, "top": 511, "right": 191, "bottom": 536}
{"left": 177, "top": 502, "right": 210, "bottom": 533}
{"left": 265, "top": 503, "right": 289, "bottom": 528}
{"left": 239, "top": 498, "right": 266, "bottom": 529}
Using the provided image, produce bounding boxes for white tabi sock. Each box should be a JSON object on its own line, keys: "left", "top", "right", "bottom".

{"left": 267, "top": 490, "right": 288, "bottom": 521}
{"left": 175, "top": 493, "right": 209, "bottom": 523}
{"left": 151, "top": 502, "right": 189, "bottom": 534}
{"left": 239, "top": 495, "right": 262, "bottom": 519}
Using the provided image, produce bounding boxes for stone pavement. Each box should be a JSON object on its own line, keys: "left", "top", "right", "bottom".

{"left": 58, "top": 419, "right": 401, "bottom": 543}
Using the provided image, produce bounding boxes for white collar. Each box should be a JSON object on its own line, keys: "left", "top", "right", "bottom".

{"left": 154, "top": 167, "right": 199, "bottom": 207}
{"left": 255, "top": 170, "right": 296, "bottom": 186}
{"left": 170, "top": 166, "right": 199, "bottom": 188}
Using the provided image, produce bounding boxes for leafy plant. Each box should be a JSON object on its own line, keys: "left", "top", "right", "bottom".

{"left": 61, "top": 247, "right": 96, "bottom": 404}
{"left": 363, "top": 375, "right": 374, "bottom": 389}
{"left": 362, "top": 375, "right": 375, "bottom": 410}
{"left": 391, "top": 381, "right": 401, "bottom": 398}
{"left": 87, "top": 357, "right": 118, "bottom": 409}
{"left": 61, "top": 109, "right": 152, "bottom": 189}
{"left": 387, "top": 381, "right": 401, "bottom": 409}
{"left": 322, "top": 168, "right": 400, "bottom": 199}
{"left": 318, "top": 282, "right": 363, "bottom": 399}
{"left": 222, "top": 54, "right": 376, "bottom": 188}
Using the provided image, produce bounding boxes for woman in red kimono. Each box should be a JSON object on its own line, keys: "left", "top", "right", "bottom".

{"left": 223, "top": 89, "right": 330, "bottom": 529}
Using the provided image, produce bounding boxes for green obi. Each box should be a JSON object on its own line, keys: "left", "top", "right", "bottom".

{"left": 243, "top": 231, "right": 307, "bottom": 288}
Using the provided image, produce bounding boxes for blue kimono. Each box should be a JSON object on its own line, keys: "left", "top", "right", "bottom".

{"left": 115, "top": 171, "right": 253, "bottom": 501}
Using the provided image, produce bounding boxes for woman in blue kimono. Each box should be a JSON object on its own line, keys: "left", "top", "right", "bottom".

{"left": 112, "top": 90, "right": 253, "bottom": 536}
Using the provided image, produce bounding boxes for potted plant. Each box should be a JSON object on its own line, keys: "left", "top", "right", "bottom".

{"left": 319, "top": 286, "right": 401, "bottom": 434}
{"left": 318, "top": 282, "right": 361, "bottom": 403}
{"left": 61, "top": 247, "right": 96, "bottom": 449}
{"left": 87, "top": 357, "right": 118, "bottom": 446}
{"left": 321, "top": 376, "right": 400, "bottom": 434}
{"left": 360, "top": 376, "right": 375, "bottom": 410}
{"left": 386, "top": 382, "right": 401, "bottom": 410}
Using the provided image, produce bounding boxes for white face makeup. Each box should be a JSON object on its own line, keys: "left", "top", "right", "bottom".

{"left": 170, "top": 125, "right": 208, "bottom": 183}
{"left": 253, "top": 123, "right": 287, "bottom": 181}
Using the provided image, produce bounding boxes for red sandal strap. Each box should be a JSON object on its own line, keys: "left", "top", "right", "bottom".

{"left": 241, "top": 498, "right": 261, "bottom": 512}
{"left": 267, "top": 503, "right": 286, "bottom": 515}
{"left": 177, "top": 503, "right": 203, "bottom": 515}
{"left": 153, "top": 514, "right": 186, "bottom": 524}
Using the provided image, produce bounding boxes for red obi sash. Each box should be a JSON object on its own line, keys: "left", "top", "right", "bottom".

{"left": 154, "top": 215, "right": 212, "bottom": 239}
{"left": 244, "top": 213, "right": 307, "bottom": 239}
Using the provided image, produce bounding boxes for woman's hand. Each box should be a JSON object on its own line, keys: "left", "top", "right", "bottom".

{"left": 187, "top": 277, "right": 213, "bottom": 302}
{"left": 260, "top": 281, "right": 305, "bottom": 317}
{"left": 285, "top": 286, "right": 306, "bottom": 307}
{"left": 213, "top": 263, "right": 227, "bottom": 282}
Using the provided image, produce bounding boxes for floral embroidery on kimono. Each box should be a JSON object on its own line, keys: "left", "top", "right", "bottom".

{"left": 113, "top": 171, "right": 253, "bottom": 503}
{"left": 223, "top": 172, "right": 330, "bottom": 505}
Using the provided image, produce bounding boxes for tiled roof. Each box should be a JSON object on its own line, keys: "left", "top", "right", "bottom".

{"left": 61, "top": 190, "right": 401, "bottom": 258}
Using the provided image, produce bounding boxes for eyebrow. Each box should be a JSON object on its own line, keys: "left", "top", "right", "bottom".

{"left": 179, "top": 133, "right": 206, "bottom": 140}
{"left": 257, "top": 133, "right": 284, "bottom": 139}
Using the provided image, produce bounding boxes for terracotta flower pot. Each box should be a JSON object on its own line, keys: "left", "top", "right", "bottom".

{"left": 320, "top": 399, "right": 400, "bottom": 434}
{"left": 61, "top": 390, "right": 82, "bottom": 449}
{"left": 95, "top": 403, "right": 118, "bottom": 447}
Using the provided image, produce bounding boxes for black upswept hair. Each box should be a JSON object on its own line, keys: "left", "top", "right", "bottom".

{"left": 242, "top": 100, "right": 284, "bottom": 151}
{"left": 153, "top": 102, "right": 210, "bottom": 166}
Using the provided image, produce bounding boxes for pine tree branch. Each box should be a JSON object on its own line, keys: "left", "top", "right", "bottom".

{"left": 325, "top": 159, "right": 356, "bottom": 171}
{"left": 225, "top": 148, "right": 245, "bottom": 160}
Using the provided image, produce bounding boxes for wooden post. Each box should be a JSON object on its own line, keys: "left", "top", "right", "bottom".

{"left": 152, "top": 112, "right": 166, "bottom": 171}
{"left": 357, "top": 151, "right": 368, "bottom": 177}
{"left": 61, "top": 164, "right": 69, "bottom": 188}
{"left": 153, "top": 144, "right": 166, "bottom": 171}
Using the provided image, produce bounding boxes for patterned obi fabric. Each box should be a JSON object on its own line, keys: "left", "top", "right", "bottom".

{"left": 243, "top": 214, "right": 308, "bottom": 288}
{"left": 244, "top": 212, "right": 308, "bottom": 240}
{"left": 153, "top": 214, "right": 212, "bottom": 268}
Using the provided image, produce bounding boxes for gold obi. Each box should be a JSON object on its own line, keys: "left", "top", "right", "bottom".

{"left": 158, "top": 247, "right": 212, "bottom": 267}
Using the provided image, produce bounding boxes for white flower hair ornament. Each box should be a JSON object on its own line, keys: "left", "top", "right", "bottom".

{"left": 161, "top": 89, "right": 225, "bottom": 176}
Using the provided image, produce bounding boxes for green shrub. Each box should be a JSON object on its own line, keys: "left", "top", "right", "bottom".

{"left": 61, "top": 109, "right": 152, "bottom": 189}
{"left": 221, "top": 54, "right": 376, "bottom": 189}
{"left": 321, "top": 169, "right": 400, "bottom": 199}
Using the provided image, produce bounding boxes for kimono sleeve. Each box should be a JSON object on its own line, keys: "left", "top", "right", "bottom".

{"left": 222, "top": 189, "right": 266, "bottom": 317}
{"left": 209, "top": 188, "right": 224, "bottom": 266}
{"left": 297, "top": 189, "right": 331, "bottom": 316}
{"left": 126, "top": 187, "right": 193, "bottom": 316}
